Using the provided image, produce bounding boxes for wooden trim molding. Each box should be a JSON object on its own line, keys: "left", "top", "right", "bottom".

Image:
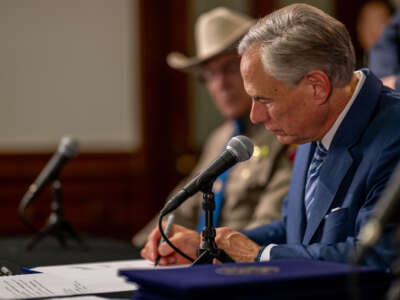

{"left": 0, "top": 152, "right": 148, "bottom": 240}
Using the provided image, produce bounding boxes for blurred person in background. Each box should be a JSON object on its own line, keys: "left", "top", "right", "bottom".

{"left": 356, "top": 0, "right": 394, "bottom": 67}
{"left": 132, "top": 7, "right": 292, "bottom": 247}
{"left": 369, "top": 1, "right": 400, "bottom": 89}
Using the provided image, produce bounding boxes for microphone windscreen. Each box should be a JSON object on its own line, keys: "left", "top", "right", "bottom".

{"left": 58, "top": 136, "right": 80, "bottom": 158}
{"left": 226, "top": 135, "right": 254, "bottom": 162}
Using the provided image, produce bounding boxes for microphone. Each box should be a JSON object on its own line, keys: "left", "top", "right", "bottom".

{"left": 160, "top": 135, "right": 254, "bottom": 216}
{"left": 19, "top": 136, "right": 80, "bottom": 215}
{"left": 353, "top": 160, "right": 400, "bottom": 264}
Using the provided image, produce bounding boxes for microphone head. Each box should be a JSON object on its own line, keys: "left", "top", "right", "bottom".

{"left": 226, "top": 135, "right": 254, "bottom": 162}
{"left": 58, "top": 136, "right": 80, "bottom": 158}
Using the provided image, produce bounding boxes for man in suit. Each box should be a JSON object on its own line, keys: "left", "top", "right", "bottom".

{"left": 141, "top": 3, "right": 400, "bottom": 268}
{"left": 132, "top": 7, "right": 292, "bottom": 247}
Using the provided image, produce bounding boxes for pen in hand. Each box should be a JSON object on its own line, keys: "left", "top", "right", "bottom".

{"left": 155, "top": 214, "right": 175, "bottom": 266}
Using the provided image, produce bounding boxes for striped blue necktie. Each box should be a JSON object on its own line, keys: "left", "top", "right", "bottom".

{"left": 196, "top": 120, "right": 244, "bottom": 232}
{"left": 304, "top": 142, "right": 328, "bottom": 221}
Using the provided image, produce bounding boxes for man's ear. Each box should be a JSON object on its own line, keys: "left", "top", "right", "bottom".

{"left": 304, "top": 71, "right": 331, "bottom": 105}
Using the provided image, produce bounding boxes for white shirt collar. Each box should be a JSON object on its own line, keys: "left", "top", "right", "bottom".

{"left": 321, "top": 71, "right": 366, "bottom": 150}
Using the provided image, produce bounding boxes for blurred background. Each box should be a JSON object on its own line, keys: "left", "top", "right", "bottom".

{"left": 0, "top": 0, "right": 397, "bottom": 241}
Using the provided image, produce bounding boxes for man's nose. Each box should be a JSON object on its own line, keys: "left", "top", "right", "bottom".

{"left": 250, "top": 101, "right": 268, "bottom": 124}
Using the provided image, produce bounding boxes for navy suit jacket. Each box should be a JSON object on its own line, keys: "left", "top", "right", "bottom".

{"left": 244, "top": 70, "right": 400, "bottom": 268}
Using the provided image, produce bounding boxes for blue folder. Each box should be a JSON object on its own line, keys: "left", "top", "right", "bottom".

{"left": 119, "top": 259, "right": 391, "bottom": 300}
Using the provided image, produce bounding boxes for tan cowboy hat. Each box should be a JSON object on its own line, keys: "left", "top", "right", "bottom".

{"left": 167, "top": 7, "right": 254, "bottom": 72}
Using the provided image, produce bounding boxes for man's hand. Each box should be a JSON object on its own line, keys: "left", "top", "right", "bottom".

{"left": 215, "top": 227, "right": 262, "bottom": 262}
{"left": 141, "top": 224, "right": 200, "bottom": 265}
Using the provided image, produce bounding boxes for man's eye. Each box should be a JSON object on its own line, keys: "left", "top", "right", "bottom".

{"left": 253, "top": 97, "right": 272, "bottom": 105}
{"left": 253, "top": 96, "right": 265, "bottom": 102}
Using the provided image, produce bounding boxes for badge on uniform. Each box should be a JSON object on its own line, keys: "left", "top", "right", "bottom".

{"left": 253, "top": 145, "right": 269, "bottom": 159}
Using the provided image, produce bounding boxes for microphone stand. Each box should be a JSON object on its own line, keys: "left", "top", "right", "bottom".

{"left": 26, "top": 179, "right": 86, "bottom": 251}
{"left": 192, "top": 181, "right": 234, "bottom": 265}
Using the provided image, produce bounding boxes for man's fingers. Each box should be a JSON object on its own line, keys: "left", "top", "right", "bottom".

{"left": 142, "top": 227, "right": 162, "bottom": 261}
{"left": 142, "top": 224, "right": 200, "bottom": 265}
{"left": 158, "top": 236, "right": 177, "bottom": 256}
{"left": 158, "top": 255, "right": 177, "bottom": 266}
{"left": 140, "top": 244, "right": 154, "bottom": 261}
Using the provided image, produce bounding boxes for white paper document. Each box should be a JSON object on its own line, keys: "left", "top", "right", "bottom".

{"left": 32, "top": 258, "right": 155, "bottom": 275}
{"left": 0, "top": 259, "right": 181, "bottom": 299}
{"left": 0, "top": 273, "right": 94, "bottom": 299}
